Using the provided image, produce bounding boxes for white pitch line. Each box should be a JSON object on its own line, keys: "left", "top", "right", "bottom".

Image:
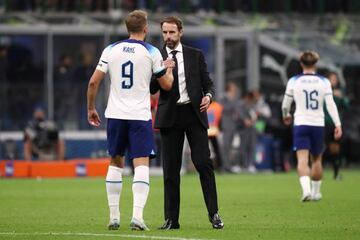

{"left": 0, "top": 232, "right": 216, "bottom": 240}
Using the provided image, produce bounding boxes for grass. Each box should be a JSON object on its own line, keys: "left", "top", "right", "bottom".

{"left": 0, "top": 170, "right": 360, "bottom": 240}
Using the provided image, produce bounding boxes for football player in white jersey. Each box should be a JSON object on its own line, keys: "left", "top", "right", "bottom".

{"left": 86, "top": 10, "right": 174, "bottom": 230}
{"left": 282, "top": 50, "right": 342, "bottom": 202}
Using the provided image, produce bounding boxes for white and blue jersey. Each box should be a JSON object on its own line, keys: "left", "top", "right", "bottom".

{"left": 284, "top": 73, "right": 333, "bottom": 127}
{"left": 282, "top": 73, "right": 341, "bottom": 154}
{"left": 96, "top": 39, "right": 166, "bottom": 121}
{"left": 96, "top": 39, "right": 165, "bottom": 159}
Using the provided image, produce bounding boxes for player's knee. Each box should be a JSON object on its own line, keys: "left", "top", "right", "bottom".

{"left": 110, "top": 155, "right": 124, "bottom": 168}
{"left": 311, "top": 154, "right": 322, "bottom": 163}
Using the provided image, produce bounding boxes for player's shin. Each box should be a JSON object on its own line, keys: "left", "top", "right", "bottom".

{"left": 132, "top": 165, "right": 150, "bottom": 221}
{"left": 106, "top": 166, "right": 123, "bottom": 222}
{"left": 299, "top": 176, "right": 311, "bottom": 199}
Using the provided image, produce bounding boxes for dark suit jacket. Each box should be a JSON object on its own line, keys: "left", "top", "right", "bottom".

{"left": 150, "top": 44, "right": 215, "bottom": 129}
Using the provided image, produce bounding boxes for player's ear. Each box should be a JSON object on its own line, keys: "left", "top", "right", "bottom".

{"left": 179, "top": 28, "right": 183, "bottom": 37}
{"left": 144, "top": 25, "right": 148, "bottom": 34}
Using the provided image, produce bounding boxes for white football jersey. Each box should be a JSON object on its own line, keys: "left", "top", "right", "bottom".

{"left": 284, "top": 73, "right": 333, "bottom": 126}
{"left": 96, "top": 39, "right": 165, "bottom": 120}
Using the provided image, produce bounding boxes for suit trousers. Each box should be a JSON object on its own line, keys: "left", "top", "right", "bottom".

{"left": 160, "top": 103, "right": 219, "bottom": 222}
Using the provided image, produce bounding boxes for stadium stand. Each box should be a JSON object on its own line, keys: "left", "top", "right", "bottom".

{"left": 1, "top": 0, "right": 360, "bottom": 171}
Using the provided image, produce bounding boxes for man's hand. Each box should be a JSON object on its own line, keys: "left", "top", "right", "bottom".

{"left": 163, "top": 58, "right": 175, "bottom": 69}
{"left": 283, "top": 115, "right": 292, "bottom": 126}
{"left": 200, "top": 95, "right": 211, "bottom": 112}
{"left": 88, "top": 109, "right": 101, "bottom": 127}
{"left": 334, "top": 126, "right": 342, "bottom": 140}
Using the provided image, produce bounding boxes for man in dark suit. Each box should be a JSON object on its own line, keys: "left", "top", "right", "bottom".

{"left": 150, "top": 16, "right": 224, "bottom": 230}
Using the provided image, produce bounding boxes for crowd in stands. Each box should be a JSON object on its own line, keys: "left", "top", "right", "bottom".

{"left": 1, "top": 0, "right": 358, "bottom": 13}
{"left": 0, "top": 2, "right": 359, "bottom": 170}
{"left": 0, "top": 43, "right": 97, "bottom": 131}
{"left": 0, "top": 38, "right": 357, "bottom": 174}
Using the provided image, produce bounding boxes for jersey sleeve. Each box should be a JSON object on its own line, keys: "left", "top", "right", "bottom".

{"left": 151, "top": 47, "right": 166, "bottom": 78}
{"left": 324, "top": 79, "right": 333, "bottom": 96}
{"left": 284, "top": 78, "right": 294, "bottom": 98}
{"left": 96, "top": 46, "right": 110, "bottom": 73}
{"left": 281, "top": 79, "right": 294, "bottom": 118}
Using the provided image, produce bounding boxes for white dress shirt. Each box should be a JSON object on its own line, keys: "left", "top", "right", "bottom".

{"left": 166, "top": 43, "right": 190, "bottom": 104}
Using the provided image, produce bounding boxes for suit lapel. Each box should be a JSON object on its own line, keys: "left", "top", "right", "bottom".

{"left": 182, "top": 45, "right": 191, "bottom": 85}
{"left": 160, "top": 47, "right": 167, "bottom": 59}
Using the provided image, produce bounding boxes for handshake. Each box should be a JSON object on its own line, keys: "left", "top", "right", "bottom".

{"left": 162, "top": 57, "right": 176, "bottom": 69}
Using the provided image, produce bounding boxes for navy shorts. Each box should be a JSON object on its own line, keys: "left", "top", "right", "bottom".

{"left": 293, "top": 125, "right": 325, "bottom": 155}
{"left": 107, "top": 118, "right": 155, "bottom": 160}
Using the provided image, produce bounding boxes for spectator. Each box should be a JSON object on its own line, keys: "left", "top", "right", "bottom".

{"left": 253, "top": 89, "right": 271, "bottom": 120}
{"left": 75, "top": 53, "right": 95, "bottom": 129}
{"left": 24, "top": 106, "right": 65, "bottom": 161}
{"left": 207, "top": 100, "right": 224, "bottom": 170}
{"left": 54, "top": 54, "right": 75, "bottom": 129}
{"left": 236, "top": 91, "right": 257, "bottom": 173}
{"left": 219, "top": 81, "right": 239, "bottom": 172}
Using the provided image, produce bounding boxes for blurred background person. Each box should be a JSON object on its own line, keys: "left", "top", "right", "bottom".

{"left": 207, "top": 100, "right": 224, "bottom": 171}
{"left": 252, "top": 89, "right": 272, "bottom": 133}
{"left": 219, "top": 81, "right": 240, "bottom": 173}
{"left": 75, "top": 53, "right": 95, "bottom": 129}
{"left": 54, "top": 53, "right": 75, "bottom": 129}
{"left": 324, "top": 71, "right": 349, "bottom": 180}
{"left": 236, "top": 91, "right": 257, "bottom": 173}
{"left": 24, "top": 106, "right": 65, "bottom": 161}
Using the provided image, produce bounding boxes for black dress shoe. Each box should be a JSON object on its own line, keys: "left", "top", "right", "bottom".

{"left": 209, "top": 213, "right": 224, "bottom": 229}
{"left": 158, "top": 219, "right": 180, "bottom": 230}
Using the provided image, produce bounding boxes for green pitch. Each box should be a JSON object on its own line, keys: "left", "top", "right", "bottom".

{"left": 1, "top": 170, "right": 360, "bottom": 240}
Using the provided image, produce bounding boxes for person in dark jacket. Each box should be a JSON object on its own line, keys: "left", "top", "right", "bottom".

{"left": 150, "top": 16, "right": 224, "bottom": 230}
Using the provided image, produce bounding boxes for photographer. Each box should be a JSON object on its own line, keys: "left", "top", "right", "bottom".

{"left": 24, "top": 107, "right": 65, "bottom": 161}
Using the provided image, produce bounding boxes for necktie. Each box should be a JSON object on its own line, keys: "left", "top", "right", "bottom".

{"left": 170, "top": 50, "right": 180, "bottom": 100}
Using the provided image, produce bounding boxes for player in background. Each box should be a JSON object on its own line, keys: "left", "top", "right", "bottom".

{"left": 281, "top": 50, "right": 342, "bottom": 202}
{"left": 86, "top": 10, "right": 174, "bottom": 230}
{"left": 324, "top": 72, "right": 349, "bottom": 180}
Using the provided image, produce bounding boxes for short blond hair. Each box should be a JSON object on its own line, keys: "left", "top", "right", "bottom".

{"left": 125, "top": 10, "right": 147, "bottom": 34}
{"left": 300, "top": 50, "right": 320, "bottom": 67}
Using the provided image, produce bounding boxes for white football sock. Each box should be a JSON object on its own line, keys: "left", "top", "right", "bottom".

{"left": 311, "top": 180, "right": 322, "bottom": 196}
{"left": 132, "top": 165, "right": 150, "bottom": 221}
{"left": 106, "top": 166, "right": 123, "bottom": 221}
{"left": 299, "top": 176, "right": 311, "bottom": 196}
